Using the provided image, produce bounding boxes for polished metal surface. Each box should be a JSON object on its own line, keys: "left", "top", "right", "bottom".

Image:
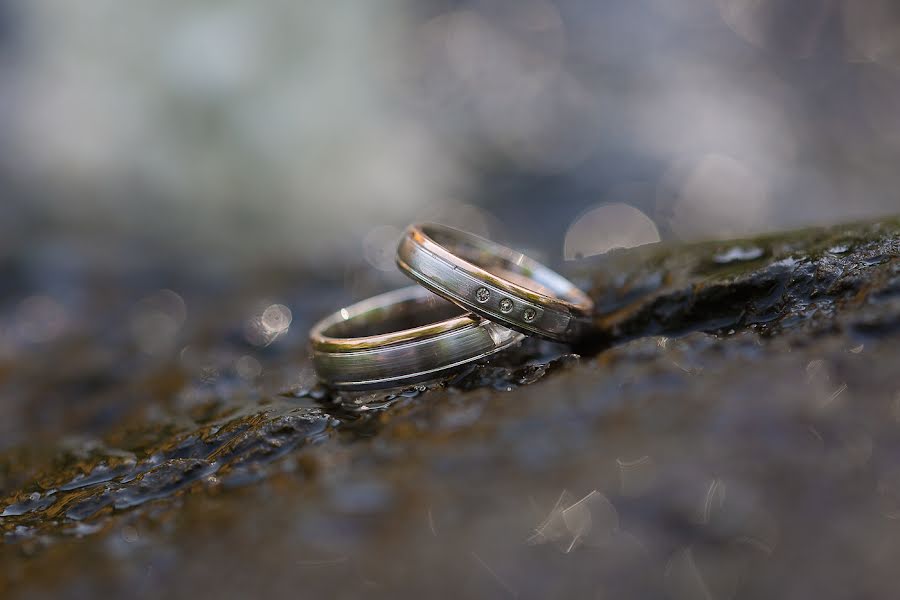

{"left": 309, "top": 286, "right": 523, "bottom": 389}
{"left": 396, "top": 223, "right": 593, "bottom": 342}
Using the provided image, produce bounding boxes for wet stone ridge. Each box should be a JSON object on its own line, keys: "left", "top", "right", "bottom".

{"left": 580, "top": 219, "right": 900, "bottom": 344}
{"left": 0, "top": 218, "right": 898, "bottom": 598}
{"left": 1, "top": 403, "right": 332, "bottom": 534}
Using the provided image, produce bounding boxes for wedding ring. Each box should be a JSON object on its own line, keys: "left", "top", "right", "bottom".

{"left": 309, "top": 286, "right": 524, "bottom": 389}
{"left": 396, "top": 223, "right": 593, "bottom": 343}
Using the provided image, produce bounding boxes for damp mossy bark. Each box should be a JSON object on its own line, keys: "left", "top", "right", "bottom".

{"left": 0, "top": 217, "right": 898, "bottom": 599}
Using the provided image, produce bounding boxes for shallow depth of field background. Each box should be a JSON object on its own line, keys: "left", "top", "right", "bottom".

{"left": 0, "top": 0, "right": 899, "bottom": 268}
{"left": 1, "top": 8, "right": 900, "bottom": 598}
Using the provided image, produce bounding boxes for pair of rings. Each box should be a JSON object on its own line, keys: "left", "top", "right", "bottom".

{"left": 309, "top": 223, "right": 593, "bottom": 389}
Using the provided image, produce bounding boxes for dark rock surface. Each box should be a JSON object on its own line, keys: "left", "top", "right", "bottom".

{"left": 0, "top": 219, "right": 898, "bottom": 598}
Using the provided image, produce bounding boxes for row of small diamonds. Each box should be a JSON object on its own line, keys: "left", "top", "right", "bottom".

{"left": 475, "top": 287, "right": 536, "bottom": 322}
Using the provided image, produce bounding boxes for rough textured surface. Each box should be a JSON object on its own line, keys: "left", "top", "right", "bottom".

{"left": 0, "top": 218, "right": 898, "bottom": 598}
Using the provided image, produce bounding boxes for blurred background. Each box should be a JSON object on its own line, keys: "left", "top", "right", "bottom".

{"left": 4, "top": 3, "right": 900, "bottom": 597}
{"left": 0, "top": 0, "right": 899, "bottom": 269}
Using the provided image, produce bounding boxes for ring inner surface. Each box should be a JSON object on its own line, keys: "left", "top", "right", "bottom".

{"left": 423, "top": 225, "right": 582, "bottom": 304}
{"left": 323, "top": 294, "right": 465, "bottom": 339}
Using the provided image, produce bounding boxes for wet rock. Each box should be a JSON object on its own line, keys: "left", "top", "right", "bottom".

{"left": 0, "top": 218, "right": 897, "bottom": 599}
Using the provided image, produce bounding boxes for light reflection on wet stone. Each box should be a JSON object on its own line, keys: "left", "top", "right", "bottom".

{"left": 528, "top": 489, "right": 575, "bottom": 547}
{"left": 617, "top": 455, "right": 657, "bottom": 497}
{"left": 560, "top": 490, "right": 618, "bottom": 551}
{"left": 666, "top": 543, "right": 756, "bottom": 600}
{"left": 697, "top": 479, "right": 727, "bottom": 525}
{"left": 703, "top": 480, "right": 779, "bottom": 555}
{"left": 713, "top": 246, "right": 764, "bottom": 264}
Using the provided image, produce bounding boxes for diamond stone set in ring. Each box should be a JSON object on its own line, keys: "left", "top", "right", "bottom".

{"left": 309, "top": 223, "right": 593, "bottom": 389}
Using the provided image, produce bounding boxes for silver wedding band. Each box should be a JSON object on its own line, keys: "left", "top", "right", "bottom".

{"left": 309, "top": 223, "right": 592, "bottom": 389}
{"left": 396, "top": 223, "right": 593, "bottom": 343}
{"left": 309, "top": 286, "right": 523, "bottom": 390}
